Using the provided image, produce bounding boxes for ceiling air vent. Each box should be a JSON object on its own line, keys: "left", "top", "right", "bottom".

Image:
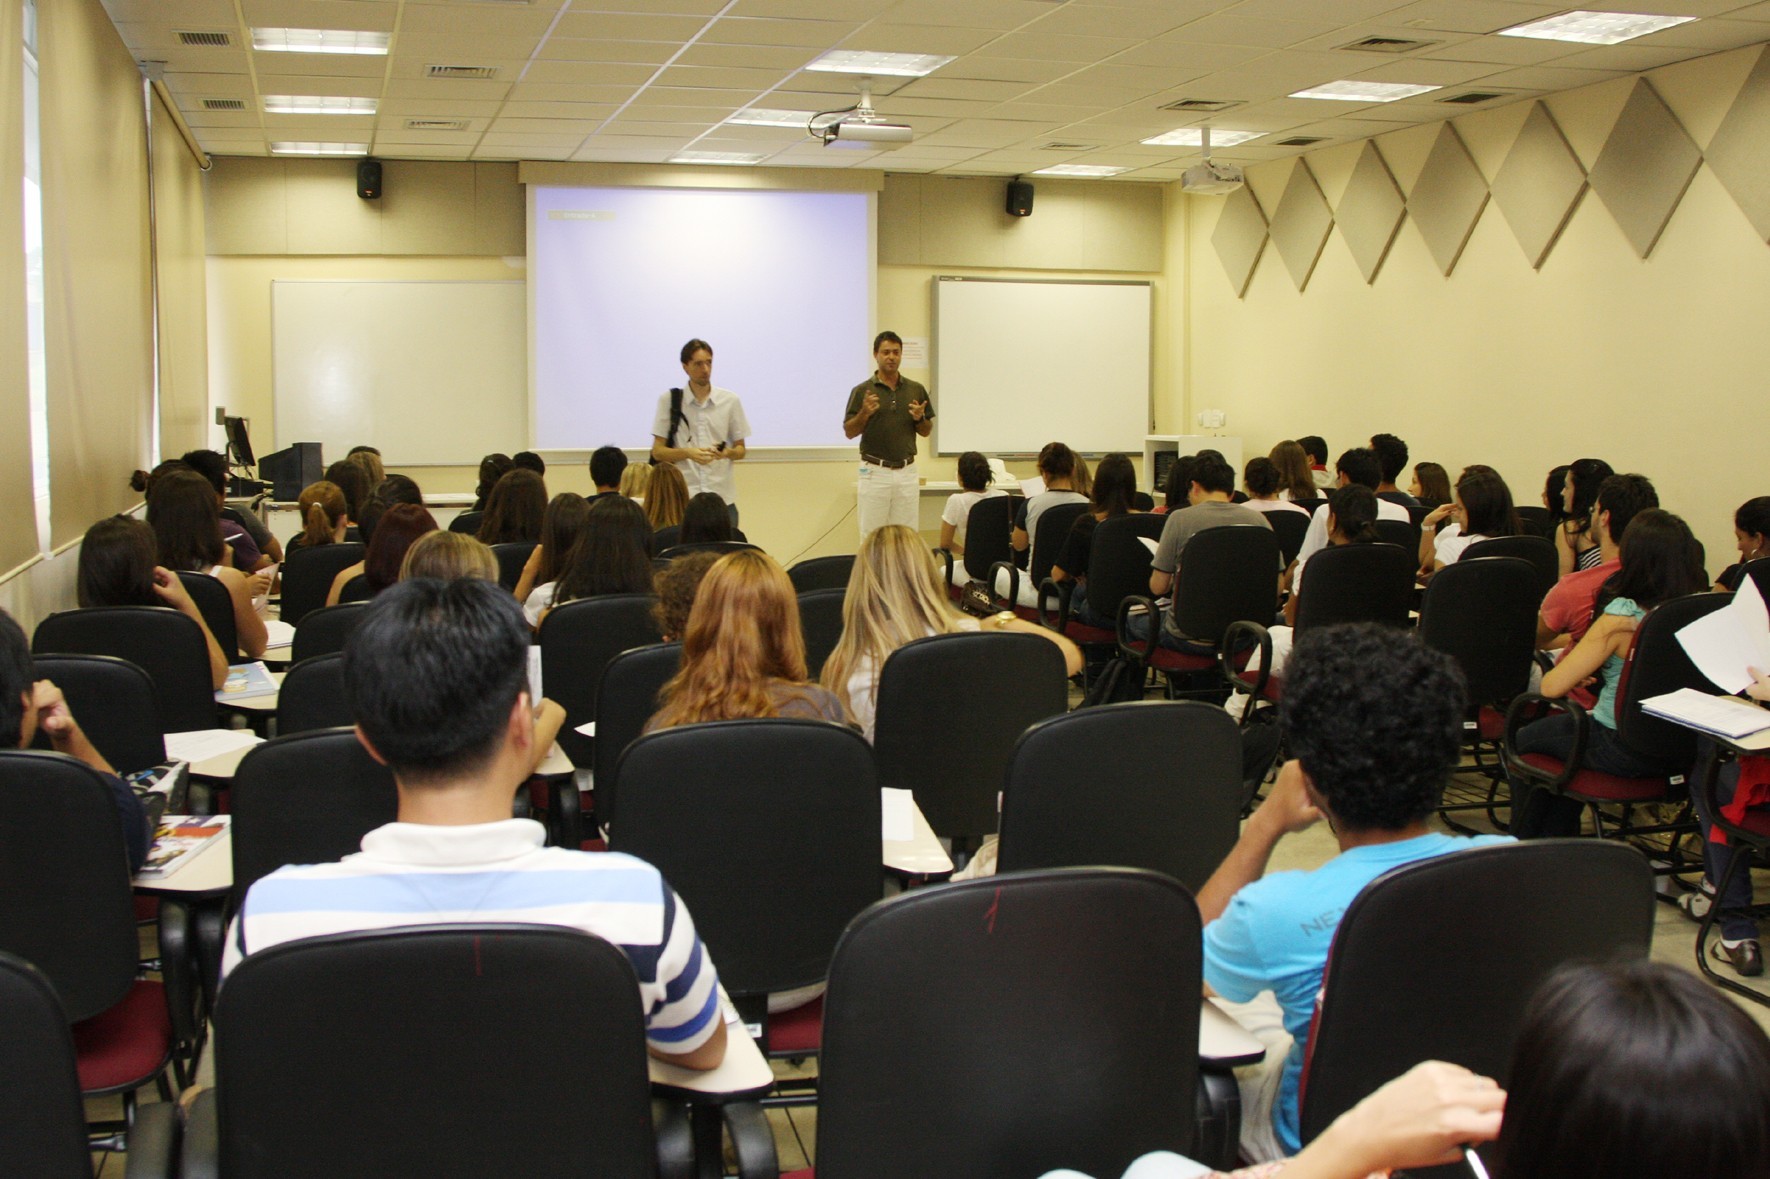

{"left": 1338, "top": 36, "right": 1439, "bottom": 53}
{"left": 1439, "top": 91, "right": 1505, "bottom": 105}
{"left": 1275, "top": 136, "right": 1327, "bottom": 146}
{"left": 1159, "top": 98, "right": 1243, "bottom": 112}
{"left": 405, "top": 119, "right": 469, "bottom": 131}
{"left": 202, "top": 98, "right": 247, "bottom": 111}
{"left": 426, "top": 64, "right": 499, "bottom": 80}
{"left": 176, "top": 30, "right": 233, "bottom": 47}
{"left": 1041, "top": 142, "right": 1100, "bottom": 151}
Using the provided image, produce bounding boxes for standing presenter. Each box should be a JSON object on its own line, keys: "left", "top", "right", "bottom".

{"left": 845, "top": 331, "right": 933, "bottom": 537}
{"left": 652, "top": 338, "right": 750, "bottom": 525}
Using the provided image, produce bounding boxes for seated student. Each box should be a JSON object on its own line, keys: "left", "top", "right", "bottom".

{"left": 652, "top": 551, "right": 721, "bottom": 642}
{"left": 673, "top": 492, "right": 748, "bottom": 547}
{"left": 285, "top": 480, "right": 349, "bottom": 554}
{"left": 646, "top": 550, "right": 851, "bottom": 732}
{"left": 1369, "top": 434, "right": 1417, "bottom": 507}
{"left": 469, "top": 453, "right": 513, "bottom": 512}
{"left": 323, "top": 459, "right": 372, "bottom": 529}
{"left": 2, "top": 609, "right": 151, "bottom": 871}
{"left": 216, "top": 580, "right": 719, "bottom": 1065}
{"left": 356, "top": 474, "right": 425, "bottom": 548}
{"left": 938, "top": 450, "right": 1009, "bottom": 581}
{"left": 346, "top": 446, "right": 385, "bottom": 489}
{"left": 823, "top": 525, "right": 1081, "bottom": 742}
{"left": 475, "top": 469, "right": 547, "bottom": 547}
{"left": 1292, "top": 448, "right": 1411, "bottom": 569}
{"left": 77, "top": 515, "right": 230, "bottom": 689}
{"left": 1555, "top": 458, "right": 1614, "bottom": 576}
{"left": 515, "top": 493, "right": 592, "bottom": 617}
{"left": 1140, "top": 454, "right": 1272, "bottom": 649}
{"left": 1537, "top": 474, "right": 1657, "bottom": 654}
{"left": 618, "top": 462, "right": 650, "bottom": 504}
{"left": 1155, "top": 453, "right": 1197, "bottom": 516}
{"left": 511, "top": 450, "right": 545, "bottom": 478}
{"left": 1011, "top": 442, "right": 1089, "bottom": 573}
{"left": 133, "top": 460, "right": 264, "bottom": 573}
{"left": 1417, "top": 467, "right": 1520, "bottom": 577}
{"left": 645, "top": 464, "right": 691, "bottom": 550}
{"left": 1297, "top": 435, "right": 1333, "bottom": 490}
{"left": 1409, "top": 460, "right": 1451, "bottom": 510}
{"left": 327, "top": 503, "right": 438, "bottom": 607}
{"left": 1198, "top": 623, "right": 1509, "bottom": 1161}
{"left": 1715, "top": 495, "right": 1770, "bottom": 591}
{"left": 538, "top": 495, "right": 654, "bottom": 625}
{"left": 181, "top": 448, "right": 282, "bottom": 565}
{"left": 1507, "top": 509, "right": 1707, "bottom": 841}
{"left": 589, "top": 445, "right": 628, "bottom": 499}
{"left": 399, "top": 531, "right": 499, "bottom": 582}
{"left": 1268, "top": 441, "right": 1319, "bottom": 507}
{"left": 1050, "top": 453, "right": 1141, "bottom": 627}
{"left": 1242, "top": 457, "right": 1311, "bottom": 519}
{"left": 146, "top": 469, "right": 270, "bottom": 659}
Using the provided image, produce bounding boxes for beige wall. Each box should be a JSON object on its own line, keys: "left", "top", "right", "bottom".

{"left": 1182, "top": 44, "right": 1770, "bottom": 572}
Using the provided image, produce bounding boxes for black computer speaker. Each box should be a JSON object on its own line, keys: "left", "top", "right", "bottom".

{"left": 1006, "top": 179, "right": 1034, "bottom": 217}
{"left": 357, "top": 158, "right": 382, "bottom": 200}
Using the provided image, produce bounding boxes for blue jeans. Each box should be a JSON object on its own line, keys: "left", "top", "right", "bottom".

{"left": 1692, "top": 745, "right": 1761, "bottom": 941}
{"left": 1508, "top": 713, "right": 1678, "bottom": 839}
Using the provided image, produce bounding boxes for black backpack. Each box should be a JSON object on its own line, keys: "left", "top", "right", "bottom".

{"left": 650, "top": 387, "right": 687, "bottom": 466}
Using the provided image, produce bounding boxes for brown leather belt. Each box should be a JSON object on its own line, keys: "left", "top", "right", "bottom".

{"left": 861, "top": 454, "right": 912, "bottom": 470}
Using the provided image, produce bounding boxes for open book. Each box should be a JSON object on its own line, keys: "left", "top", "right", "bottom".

{"left": 1641, "top": 688, "right": 1770, "bottom": 741}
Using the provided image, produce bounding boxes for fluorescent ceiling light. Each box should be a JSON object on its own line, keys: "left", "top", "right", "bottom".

{"left": 805, "top": 50, "right": 955, "bottom": 77}
{"left": 1033, "top": 164, "right": 1130, "bottom": 177}
{"left": 1497, "top": 10, "right": 1696, "bottom": 44}
{"left": 1291, "top": 80, "right": 1440, "bottom": 102}
{"left": 264, "top": 95, "right": 377, "bottom": 115}
{"left": 1141, "top": 128, "right": 1264, "bottom": 147}
{"left": 269, "top": 141, "right": 370, "bottom": 156}
{"left": 252, "top": 28, "right": 391, "bottom": 55}
{"left": 725, "top": 108, "right": 821, "bottom": 128}
{"left": 670, "top": 151, "right": 766, "bottom": 165}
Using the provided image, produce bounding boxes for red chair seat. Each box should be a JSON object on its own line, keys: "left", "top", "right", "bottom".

{"left": 1063, "top": 622, "right": 1116, "bottom": 645}
{"left": 1148, "top": 647, "right": 1213, "bottom": 672}
{"left": 781, "top": 1170, "right": 814, "bottom": 1178}
{"left": 766, "top": 994, "right": 823, "bottom": 1056}
{"left": 1518, "top": 754, "right": 1673, "bottom": 802}
{"left": 578, "top": 837, "right": 607, "bottom": 852}
{"left": 1476, "top": 705, "right": 1506, "bottom": 742}
{"left": 1736, "top": 808, "right": 1770, "bottom": 839}
{"left": 71, "top": 980, "right": 172, "bottom": 1094}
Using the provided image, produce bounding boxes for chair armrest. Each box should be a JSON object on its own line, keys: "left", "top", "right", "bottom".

{"left": 933, "top": 547, "right": 954, "bottom": 588}
{"left": 154, "top": 902, "right": 201, "bottom": 1062}
{"left": 653, "top": 1097, "right": 695, "bottom": 1179}
{"left": 1116, "top": 595, "right": 1155, "bottom": 669}
{"left": 1037, "top": 578, "right": 1072, "bottom": 630}
{"left": 180, "top": 1088, "right": 220, "bottom": 1179}
{"left": 1221, "top": 620, "right": 1272, "bottom": 727}
{"left": 1194, "top": 1070, "right": 1243, "bottom": 1173}
{"left": 123, "top": 1100, "right": 181, "bottom": 1179}
{"left": 1500, "top": 694, "right": 1586, "bottom": 792}
{"left": 547, "top": 777, "right": 583, "bottom": 850}
{"left": 988, "top": 560, "right": 1019, "bottom": 611}
{"left": 723, "top": 1100, "right": 780, "bottom": 1179}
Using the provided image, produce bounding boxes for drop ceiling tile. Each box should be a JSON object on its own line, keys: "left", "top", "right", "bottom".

{"left": 239, "top": 0, "right": 396, "bottom": 28}
{"left": 379, "top": 98, "right": 507, "bottom": 117}
{"left": 163, "top": 72, "right": 257, "bottom": 98}
{"left": 1023, "top": 4, "right": 1194, "bottom": 38}
{"left": 1477, "top": 65, "right": 1632, "bottom": 90}
{"left": 833, "top": 23, "right": 1003, "bottom": 55}
{"left": 384, "top": 78, "right": 513, "bottom": 100}
{"left": 128, "top": 45, "right": 253, "bottom": 73}
{"left": 1704, "top": 45, "right": 1770, "bottom": 240}
{"left": 1728, "top": 1, "right": 1770, "bottom": 21}
{"left": 488, "top": 117, "right": 601, "bottom": 136}
{"left": 533, "top": 39, "right": 681, "bottom": 65}
{"left": 729, "top": 0, "right": 889, "bottom": 15}
{"left": 971, "top": 31, "right": 1143, "bottom": 60}
{"left": 250, "top": 75, "right": 383, "bottom": 98}
{"left": 566, "top": 0, "right": 725, "bottom": 15}
{"left": 255, "top": 54, "right": 388, "bottom": 79}
{"left": 205, "top": 144, "right": 272, "bottom": 157}
{"left": 1489, "top": 100, "right": 1586, "bottom": 267}
{"left": 573, "top": 134, "right": 686, "bottom": 149}
{"left": 1407, "top": 122, "right": 1489, "bottom": 274}
{"left": 888, "top": 96, "right": 1010, "bottom": 116}
{"left": 394, "top": 34, "right": 543, "bottom": 59}
{"left": 1349, "top": 58, "right": 1506, "bottom": 86}
{"left": 599, "top": 120, "right": 715, "bottom": 136}
{"left": 671, "top": 43, "right": 812, "bottom": 70}
{"left": 108, "top": 21, "right": 235, "bottom": 52}
{"left": 627, "top": 86, "right": 765, "bottom": 107}
{"left": 264, "top": 115, "right": 378, "bottom": 136}
{"left": 897, "top": 77, "right": 1032, "bottom": 101}
{"left": 1110, "top": 38, "right": 1269, "bottom": 70}
{"left": 1369, "top": 1, "right": 1565, "bottom": 35}
{"left": 1288, "top": 25, "right": 1475, "bottom": 54}
{"left": 399, "top": 4, "right": 559, "bottom": 37}
{"left": 872, "top": 0, "right": 1055, "bottom": 30}
{"left": 702, "top": 17, "right": 864, "bottom": 47}
{"left": 1587, "top": 77, "right": 1703, "bottom": 256}
{"left": 939, "top": 57, "right": 1074, "bottom": 84}
{"left": 1417, "top": 36, "right": 1574, "bottom": 67}
{"left": 1167, "top": 13, "right": 1345, "bottom": 49}
{"left": 1210, "top": 182, "right": 1268, "bottom": 297}
{"left": 1062, "top": 62, "right": 1208, "bottom": 92}
{"left": 389, "top": 58, "right": 527, "bottom": 81}
{"left": 1335, "top": 139, "right": 1406, "bottom": 282}
{"left": 372, "top": 130, "right": 480, "bottom": 145}
{"left": 479, "top": 132, "right": 590, "bottom": 148}
{"left": 499, "top": 101, "right": 620, "bottom": 119}
{"left": 105, "top": 0, "right": 236, "bottom": 22}
{"left": 549, "top": 12, "right": 711, "bottom": 40}
{"left": 1268, "top": 158, "right": 1333, "bottom": 289}
{"left": 1233, "top": 0, "right": 1414, "bottom": 19}
{"left": 1630, "top": 16, "right": 1770, "bottom": 49}
{"left": 1017, "top": 84, "right": 1143, "bottom": 107}
{"left": 183, "top": 110, "right": 264, "bottom": 129}
{"left": 655, "top": 64, "right": 797, "bottom": 89}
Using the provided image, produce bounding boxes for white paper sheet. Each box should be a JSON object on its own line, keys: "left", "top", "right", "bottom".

{"left": 528, "top": 646, "right": 544, "bottom": 705}
{"left": 1675, "top": 577, "right": 1770, "bottom": 694}
{"left": 1138, "top": 536, "right": 1160, "bottom": 556}
{"left": 164, "top": 728, "right": 264, "bottom": 762}
{"left": 1641, "top": 688, "right": 1770, "bottom": 739}
{"left": 880, "top": 787, "right": 915, "bottom": 842}
{"left": 262, "top": 619, "right": 295, "bottom": 647}
{"left": 574, "top": 721, "right": 596, "bottom": 737}
{"left": 1018, "top": 475, "right": 1046, "bottom": 498}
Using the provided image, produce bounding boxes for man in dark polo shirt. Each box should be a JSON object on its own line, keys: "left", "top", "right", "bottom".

{"left": 844, "top": 330, "right": 933, "bottom": 537}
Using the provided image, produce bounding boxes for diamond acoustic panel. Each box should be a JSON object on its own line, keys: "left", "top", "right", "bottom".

{"left": 1408, "top": 123, "right": 1489, "bottom": 277}
{"left": 1491, "top": 102, "right": 1587, "bottom": 270}
{"left": 1269, "top": 159, "right": 1333, "bottom": 292}
{"left": 1336, "top": 140, "right": 1406, "bottom": 285}
{"left": 1587, "top": 78, "right": 1702, "bottom": 259}
{"left": 1211, "top": 183, "right": 1269, "bottom": 299}
{"left": 1704, "top": 44, "right": 1770, "bottom": 244}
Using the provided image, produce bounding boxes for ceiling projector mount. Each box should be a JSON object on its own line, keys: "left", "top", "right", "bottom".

{"left": 812, "top": 79, "right": 913, "bottom": 149}
{"left": 1180, "top": 126, "right": 1245, "bottom": 195}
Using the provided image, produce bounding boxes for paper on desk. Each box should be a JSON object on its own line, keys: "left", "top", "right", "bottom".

{"left": 527, "top": 645, "right": 544, "bottom": 705}
{"left": 1019, "top": 475, "right": 1046, "bottom": 498}
{"left": 1675, "top": 577, "right": 1770, "bottom": 694}
{"left": 262, "top": 619, "right": 295, "bottom": 647}
{"left": 881, "top": 787, "right": 915, "bottom": 842}
{"left": 165, "top": 728, "right": 264, "bottom": 762}
{"left": 1138, "top": 536, "right": 1160, "bottom": 556}
{"left": 1641, "top": 688, "right": 1770, "bottom": 740}
{"left": 574, "top": 720, "right": 596, "bottom": 737}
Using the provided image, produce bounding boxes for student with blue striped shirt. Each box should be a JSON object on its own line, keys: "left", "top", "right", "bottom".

{"left": 220, "top": 577, "right": 726, "bottom": 1070}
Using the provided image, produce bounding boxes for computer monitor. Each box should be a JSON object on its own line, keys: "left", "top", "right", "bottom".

{"left": 223, "top": 415, "right": 256, "bottom": 468}
{"left": 1152, "top": 450, "right": 1177, "bottom": 497}
{"left": 258, "top": 443, "right": 323, "bottom": 502}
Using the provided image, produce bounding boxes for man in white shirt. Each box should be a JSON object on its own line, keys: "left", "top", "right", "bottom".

{"left": 1293, "top": 447, "right": 1411, "bottom": 568}
{"left": 651, "top": 338, "right": 750, "bottom": 525}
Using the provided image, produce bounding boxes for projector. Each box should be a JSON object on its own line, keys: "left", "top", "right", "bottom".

{"left": 824, "top": 120, "right": 913, "bottom": 148}
{"left": 1181, "top": 160, "right": 1245, "bottom": 194}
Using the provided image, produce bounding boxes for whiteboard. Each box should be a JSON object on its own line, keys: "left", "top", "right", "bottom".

{"left": 272, "top": 280, "right": 526, "bottom": 466}
{"left": 932, "top": 276, "right": 1151, "bottom": 455}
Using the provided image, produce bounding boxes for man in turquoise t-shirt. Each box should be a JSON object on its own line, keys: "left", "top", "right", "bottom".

{"left": 1195, "top": 623, "right": 1511, "bottom": 1161}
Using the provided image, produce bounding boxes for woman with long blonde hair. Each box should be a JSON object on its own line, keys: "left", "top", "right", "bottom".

{"left": 646, "top": 550, "right": 851, "bottom": 731}
{"left": 821, "top": 525, "right": 1082, "bottom": 741}
{"left": 646, "top": 462, "right": 691, "bottom": 537}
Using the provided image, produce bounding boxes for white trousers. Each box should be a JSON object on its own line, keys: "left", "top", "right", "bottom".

{"left": 857, "top": 460, "right": 919, "bottom": 537}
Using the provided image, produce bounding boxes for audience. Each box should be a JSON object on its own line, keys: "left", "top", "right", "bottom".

{"left": 1158, "top": 453, "right": 1197, "bottom": 514}
{"left": 1292, "top": 448, "right": 1411, "bottom": 569}
{"left": 399, "top": 531, "right": 499, "bottom": 582}
{"left": 938, "top": 450, "right": 1008, "bottom": 575}
{"left": 651, "top": 550, "right": 721, "bottom": 641}
{"left": 76, "top": 515, "right": 229, "bottom": 688}
{"left": 470, "top": 453, "right": 513, "bottom": 512}
{"left": 1050, "top": 452, "right": 1141, "bottom": 627}
{"left": 1537, "top": 474, "right": 1658, "bottom": 655}
{"left": 1010, "top": 442, "right": 1088, "bottom": 584}
{"left": 515, "top": 492, "right": 592, "bottom": 617}
{"left": 618, "top": 462, "right": 650, "bottom": 504}
{"left": 1242, "top": 457, "right": 1311, "bottom": 519}
{"left": 288, "top": 480, "right": 349, "bottom": 552}
{"left": 646, "top": 462, "right": 691, "bottom": 545}
{"left": 1418, "top": 467, "right": 1520, "bottom": 575}
{"left": 1555, "top": 457, "right": 1615, "bottom": 575}
{"left": 1684, "top": 674, "right": 1770, "bottom": 976}
{"left": 133, "top": 460, "right": 263, "bottom": 573}
{"left": 511, "top": 450, "right": 545, "bottom": 477}
{"left": 824, "top": 524, "right": 1082, "bottom": 741}
{"left": 327, "top": 502, "right": 438, "bottom": 606}
{"left": 182, "top": 448, "right": 282, "bottom": 564}
{"left": 1369, "top": 434, "right": 1417, "bottom": 507}
{"left": 1144, "top": 453, "right": 1272, "bottom": 648}
{"left": 1541, "top": 463, "right": 1572, "bottom": 533}
{"left": 346, "top": 448, "right": 385, "bottom": 497}
{"left": 144, "top": 468, "right": 269, "bottom": 658}
{"left": 1409, "top": 460, "right": 1450, "bottom": 509}
{"left": 675, "top": 491, "right": 746, "bottom": 546}
{"left": 356, "top": 474, "right": 424, "bottom": 548}
{"left": 1267, "top": 441, "right": 1319, "bottom": 506}
{"left": 1715, "top": 495, "right": 1770, "bottom": 592}
{"left": 541, "top": 495, "right": 654, "bottom": 623}
{"left": 475, "top": 468, "right": 547, "bottom": 546}
{"left": 1297, "top": 435, "right": 1332, "bottom": 490}
{"left": 589, "top": 445, "right": 628, "bottom": 497}
{"left": 323, "top": 458, "right": 371, "bottom": 526}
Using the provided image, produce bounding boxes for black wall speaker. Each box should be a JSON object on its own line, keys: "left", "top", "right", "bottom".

{"left": 357, "top": 158, "right": 383, "bottom": 200}
{"left": 1006, "top": 179, "right": 1034, "bottom": 217}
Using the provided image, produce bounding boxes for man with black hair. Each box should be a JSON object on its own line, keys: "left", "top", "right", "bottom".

{"left": 511, "top": 451, "right": 546, "bottom": 477}
{"left": 1297, "top": 435, "right": 1332, "bottom": 490}
{"left": 0, "top": 610, "right": 149, "bottom": 871}
{"left": 588, "top": 445, "right": 629, "bottom": 498}
{"left": 1197, "top": 624, "right": 1509, "bottom": 1161}
{"left": 220, "top": 579, "right": 726, "bottom": 1071}
{"left": 1368, "top": 434, "right": 1418, "bottom": 507}
{"left": 1292, "top": 447, "right": 1413, "bottom": 568}
{"left": 1148, "top": 453, "right": 1270, "bottom": 600}
{"left": 1537, "top": 473, "right": 1657, "bottom": 651}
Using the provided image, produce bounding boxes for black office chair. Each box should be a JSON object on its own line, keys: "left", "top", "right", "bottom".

{"left": 997, "top": 701, "right": 1242, "bottom": 892}
{"left": 1297, "top": 842, "right": 1653, "bottom": 1166}
{"left": 788, "top": 554, "right": 855, "bottom": 593}
{"left": 28, "top": 654, "right": 166, "bottom": 775}
{"left": 1515, "top": 505, "right": 1555, "bottom": 540}
{"left": 229, "top": 729, "right": 399, "bottom": 905}
{"left": 288, "top": 603, "right": 366, "bottom": 665}
{"left": 279, "top": 542, "right": 364, "bottom": 627}
{"left": 1038, "top": 513, "right": 1164, "bottom": 646}
{"left": 611, "top": 720, "right": 879, "bottom": 1057}
{"left": 192, "top": 926, "right": 660, "bottom": 1179}
{"left": 798, "top": 587, "right": 845, "bottom": 679}
{"left": 994, "top": 500, "right": 1088, "bottom": 617}
{"left": 1119, "top": 526, "right": 1281, "bottom": 691}
{"left": 336, "top": 574, "right": 372, "bottom": 604}
{"left": 0, "top": 951, "right": 178, "bottom": 1177}
{"left": 874, "top": 631, "right": 1069, "bottom": 851}
{"left": 33, "top": 606, "right": 217, "bottom": 733}
{"left": 177, "top": 571, "right": 241, "bottom": 664}
{"left": 447, "top": 509, "right": 484, "bottom": 535}
{"left": 1267, "top": 510, "right": 1312, "bottom": 568}
{"left": 491, "top": 541, "right": 537, "bottom": 591}
{"left": 937, "top": 494, "right": 1016, "bottom": 599}
{"left": 274, "top": 653, "right": 352, "bottom": 735}
{"left": 590, "top": 642, "right": 681, "bottom": 836}
{"left": 1463, "top": 535, "right": 1558, "bottom": 601}
{"left": 810, "top": 869, "right": 1202, "bottom": 1179}
{"left": 1374, "top": 515, "right": 1420, "bottom": 555}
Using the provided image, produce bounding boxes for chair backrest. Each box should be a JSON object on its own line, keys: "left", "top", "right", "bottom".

{"left": 289, "top": 603, "right": 367, "bottom": 665}
{"left": 961, "top": 494, "right": 1018, "bottom": 581}
{"left": 610, "top": 720, "right": 879, "bottom": 1000}
{"left": 1418, "top": 557, "right": 1541, "bottom": 708}
{"left": 214, "top": 925, "right": 656, "bottom": 1179}
{"left": 1373, "top": 516, "right": 1419, "bottom": 553}
{"left": 874, "top": 632, "right": 1069, "bottom": 843}
{"left": 27, "top": 655, "right": 166, "bottom": 774}
{"left": 178, "top": 570, "right": 241, "bottom": 664}
{"left": 1293, "top": 543, "right": 1416, "bottom": 632}
{"left": 446, "top": 509, "right": 483, "bottom": 535}
{"left": 1515, "top": 505, "right": 1556, "bottom": 540}
{"left": 1081, "top": 515, "right": 1166, "bottom": 620}
{"left": 0, "top": 953, "right": 91, "bottom": 1179}
{"left": 491, "top": 541, "right": 536, "bottom": 591}
{"left": 1738, "top": 556, "right": 1770, "bottom": 600}
{"left": 1299, "top": 841, "right": 1653, "bottom": 1145}
{"left": 798, "top": 587, "right": 846, "bottom": 679}
{"left": 1170, "top": 526, "right": 1282, "bottom": 648}
{"left": 998, "top": 702, "right": 1241, "bottom": 892}
{"left": 32, "top": 606, "right": 217, "bottom": 733}
{"left": 1462, "top": 535, "right": 1558, "bottom": 600}
{"left": 590, "top": 642, "right": 681, "bottom": 832}
{"left": 1267, "top": 510, "right": 1312, "bottom": 566}
{"left": 1612, "top": 592, "right": 1735, "bottom": 764}
{"left": 788, "top": 554, "right": 856, "bottom": 593}
{"left": 815, "top": 869, "right": 1202, "bottom": 1179}
{"left": 276, "top": 653, "right": 354, "bottom": 735}
{"left": 229, "top": 729, "right": 399, "bottom": 904}
{"left": 1029, "top": 501, "right": 1090, "bottom": 585}
{"left": 656, "top": 540, "right": 759, "bottom": 560}
{"left": 337, "top": 574, "right": 372, "bottom": 604}
{"left": 280, "top": 542, "right": 365, "bottom": 626}
{"left": 0, "top": 752, "right": 141, "bottom": 1023}
{"left": 538, "top": 594, "right": 663, "bottom": 768}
